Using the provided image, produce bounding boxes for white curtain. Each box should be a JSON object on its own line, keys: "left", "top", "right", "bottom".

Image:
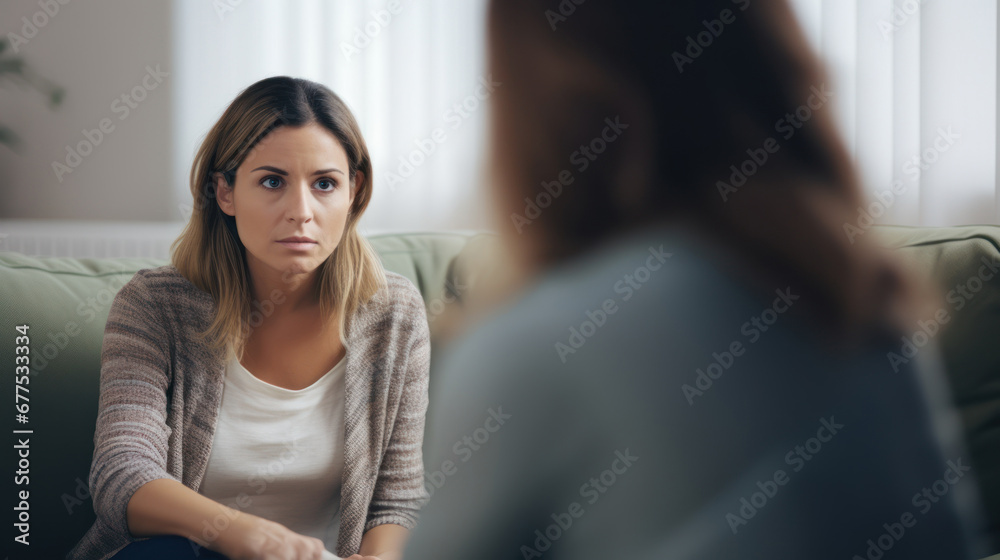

{"left": 172, "top": 0, "right": 491, "bottom": 233}
{"left": 788, "top": 0, "right": 998, "bottom": 226}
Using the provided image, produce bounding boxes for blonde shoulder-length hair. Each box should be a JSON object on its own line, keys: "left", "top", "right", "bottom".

{"left": 170, "top": 76, "right": 386, "bottom": 363}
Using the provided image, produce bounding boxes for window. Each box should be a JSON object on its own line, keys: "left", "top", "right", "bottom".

{"left": 788, "top": 0, "right": 998, "bottom": 225}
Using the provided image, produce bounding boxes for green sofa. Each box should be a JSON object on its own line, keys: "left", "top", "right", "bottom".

{"left": 1, "top": 226, "right": 1000, "bottom": 558}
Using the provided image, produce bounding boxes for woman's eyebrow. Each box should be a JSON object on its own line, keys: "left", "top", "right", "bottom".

{"left": 250, "top": 165, "right": 345, "bottom": 176}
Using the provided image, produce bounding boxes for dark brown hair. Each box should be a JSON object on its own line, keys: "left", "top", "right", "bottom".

{"left": 487, "top": 0, "right": 923, "bottom": 342}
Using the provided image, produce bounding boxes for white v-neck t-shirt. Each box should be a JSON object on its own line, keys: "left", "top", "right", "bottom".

{"left": 198, "top": 351, "right": 348, "bottom": 551}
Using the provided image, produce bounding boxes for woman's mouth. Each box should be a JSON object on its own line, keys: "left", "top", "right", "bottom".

{"left": 277, "top": 240, "right": 317, "bottom": 251}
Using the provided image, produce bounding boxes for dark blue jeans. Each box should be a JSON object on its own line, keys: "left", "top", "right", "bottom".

{"left": 110, "top": 535, "right": 230, "bottom": 559}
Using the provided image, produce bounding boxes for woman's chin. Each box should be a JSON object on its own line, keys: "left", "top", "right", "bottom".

{"left": 283, "top": 261, "right": 317, "bottom": 274}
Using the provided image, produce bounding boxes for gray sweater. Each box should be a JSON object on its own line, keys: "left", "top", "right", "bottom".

{"left": 404, "top": 221, "right": 987, "bottom": 559}
{"left": 68, "top": 265, "right": 431, "bottom": 560}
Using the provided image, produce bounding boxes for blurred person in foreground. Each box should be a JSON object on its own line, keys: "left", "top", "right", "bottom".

{"left": 403, "top": 0, "right": 989, "bottom": 558}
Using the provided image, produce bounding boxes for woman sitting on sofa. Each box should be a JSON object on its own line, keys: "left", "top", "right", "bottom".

{"left": 69, "top": 77, "right": 430, "bottom": 560}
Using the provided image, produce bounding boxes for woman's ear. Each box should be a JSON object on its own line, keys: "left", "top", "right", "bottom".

{"left": 349, "top": 170, "right": 362, "bottom": 207}
{"left": 214, "top": 172, "right": 236, "bottom": 216}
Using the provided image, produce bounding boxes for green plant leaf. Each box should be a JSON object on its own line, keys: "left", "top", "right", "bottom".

{"left": 49, "top": 86, "right": 65, "bottom": 107}
{"left": 0, "top": 125, "right": 21, "bottom": 149}
{"left": 0, "top": 59, "right": 26, "bottom": 76}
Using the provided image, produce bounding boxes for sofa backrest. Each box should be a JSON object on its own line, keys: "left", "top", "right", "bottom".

{"left": 873, "top": 224, "right": 1000, "bottom": 547}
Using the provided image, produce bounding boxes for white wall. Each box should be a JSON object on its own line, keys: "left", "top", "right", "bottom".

{"left": 0, "top": 0, "right": 176, "bottom": 220}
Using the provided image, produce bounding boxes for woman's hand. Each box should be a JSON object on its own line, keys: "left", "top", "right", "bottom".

{"left": 214, "top": 511, "right": 328, "bottom": 560}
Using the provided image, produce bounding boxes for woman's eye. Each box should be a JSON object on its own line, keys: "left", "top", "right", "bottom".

{"left": 316, "top": 179, "right": 336, "bottom": 191}
{"left": 261, "top": 176, "right": 282, "bottom": 189}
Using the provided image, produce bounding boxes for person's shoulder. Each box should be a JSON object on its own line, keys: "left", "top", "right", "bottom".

{"left": 432, "top": 223, "right": 752, "bottom": 381}
{"left": 353, "top": 270, "right": 428, "bottom": 337}
{"left": 116, "top": 264, "right": 214, "bottom": 318}
{"left": 452, "top": 222, "right": 699, "bottom": 338}
{"left": 373, "top": 270, "right": 427, "bottom": 317}
{"left": 124, "top": 264, "right": 199, "bottom": 293}
{"left": 384, "top": 269, "right": 424, "bottom": 302}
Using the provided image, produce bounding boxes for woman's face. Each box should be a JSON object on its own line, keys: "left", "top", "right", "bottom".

{"left": 216, "top": 122, "right": 359, "bottom": 281}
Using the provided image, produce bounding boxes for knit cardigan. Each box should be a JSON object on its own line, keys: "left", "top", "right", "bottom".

{"left": 67, "top": 265, "right": 431, "bottom": 560}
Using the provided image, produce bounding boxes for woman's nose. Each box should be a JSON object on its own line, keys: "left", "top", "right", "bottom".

{"left": 284, "top": 182, "right": 313, "bottom": 222}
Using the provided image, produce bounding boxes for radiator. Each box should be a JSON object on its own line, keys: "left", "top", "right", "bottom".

{"left": 0, "top": 220, "right": 396, "bottom": 260}
{"left": 0, "top": 220, "right": 187, "bottom": 259}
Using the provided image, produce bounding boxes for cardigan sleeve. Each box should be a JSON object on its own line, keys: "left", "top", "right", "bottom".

{"left": 364, "top": 280, "right": 432, "bottom": 532}
{"left": 88, "top": 269, "right": 180, "bottom": 539}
